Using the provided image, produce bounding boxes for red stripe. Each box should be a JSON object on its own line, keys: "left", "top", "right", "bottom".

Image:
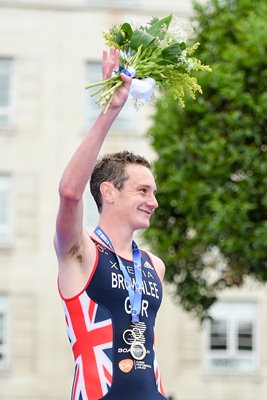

{"left": 104, "top": 364, "right": 112, "bottom": 386}
{"left": 160, "top": 380, "right": 166, "bottom": 396}
{"left": 58, "top": 247, "right": 99, "bottom": 301}
{"left": 72, "top": 363, "right": 79, "bottom": 400}
{"left": 88, "top": 296, "right": 95, "bottom": 322}
{"left": 155, "top": 365, "right": 159, "bottom": 381}
{"left": 66, "top": 296, "right": 112, "bottom": 399}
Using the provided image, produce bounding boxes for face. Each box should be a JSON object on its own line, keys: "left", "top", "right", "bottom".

{"left": 113, "top": 164, "right": 158, "bottom": 231}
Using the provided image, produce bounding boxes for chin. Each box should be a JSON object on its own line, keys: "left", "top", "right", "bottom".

{"left": 136, "top": 220, "right": 150, "bottom": 230}
{"left": 132, "top": 214, "right": 151, "bottom": 231}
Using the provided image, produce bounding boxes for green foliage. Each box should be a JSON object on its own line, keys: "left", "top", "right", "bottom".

{"left": 144, "top": 0, "right": 267, "bottom": 320}
{"left": 88, "top": 15, "right": 210, "bottom": 112}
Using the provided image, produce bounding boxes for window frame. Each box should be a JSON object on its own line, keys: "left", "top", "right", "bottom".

{"left": 203, "top": 300, "right": 259, "bottom": 374}
{"left": 0, "top": 175, "right": 13, "bottom": 248}
{"left": 84, "top": 61, "right": 136, "bottom": 133}
{"left": 0, "top": 294, "right": 10, "bottom": 369}
{"left": 0, "top": 57, "right": 14, "bottom": 127}
{"left": 88, "top": 0, "right": 136, "bottom": 6}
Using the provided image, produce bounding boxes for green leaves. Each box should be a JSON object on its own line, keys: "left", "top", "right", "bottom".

{"left": 120, "top": 22, "right": 133, "bottom": 39}
{"left": 115, "top": 22, "right": 133, "bottom": 46}
{"left": 115, "top": 14, "right": 173, "bottom": 51}
{"left": 128, "top": 15, "right": 172, "bottom": 50}
{"left": 161, "top": 43, "right": 185, "bottom": 63}
{"left": 129, "top": 30, "right": 156, "bottom": 50}
{"left": 89, "top": 14, "right": 209, "bottom": 112}
{"left": 144, "top": 0, "right": 267, "bottom": 321}
{"left": 146, "top": 14, "right": 172, "bottom": 39}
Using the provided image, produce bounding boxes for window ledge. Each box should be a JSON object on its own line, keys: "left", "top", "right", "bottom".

{"left": 0, "top": 125, "right": 16, "bottom": 136}
{"left": 202, "top": 369, "right": 262, "bottom": 382}
{"left": 0, "top": 243, "right": 13, "bottom": 252}
{"left": 0, "top": 365, "right": 11, "bottom": 377}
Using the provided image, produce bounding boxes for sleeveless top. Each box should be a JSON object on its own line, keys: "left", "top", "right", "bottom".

{"left": 59, "top": 237, "right": 166, "bottom": 400}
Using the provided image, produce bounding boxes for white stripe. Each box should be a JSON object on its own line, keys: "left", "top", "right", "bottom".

{"left": 74, "top": 355, "right": 89, "bottom": 400}
{"left": 79, "top": 292, "right": 112, "bottom": 331}
{"left": 62, "top": 300, "right": 77, "bottom": 346}
{"left": 94, "top": 342, "right": 113, "bottom": 395}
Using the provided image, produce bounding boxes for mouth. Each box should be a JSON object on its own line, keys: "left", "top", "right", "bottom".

{"left": 138, "top": 209, "right": 152, "bottom": 216}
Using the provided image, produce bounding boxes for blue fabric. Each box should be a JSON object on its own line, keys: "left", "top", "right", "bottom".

{"left": 86, "top": 238, "right": 167, "bottom": 400}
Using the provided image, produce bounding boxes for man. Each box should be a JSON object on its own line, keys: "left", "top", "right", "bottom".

{"left": 54, "top": 47, "right": 166, "bottom": 400}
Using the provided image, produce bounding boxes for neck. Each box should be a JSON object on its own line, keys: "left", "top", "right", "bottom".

{"left": 94, "top": 219, "right": 135, "bottom": 259}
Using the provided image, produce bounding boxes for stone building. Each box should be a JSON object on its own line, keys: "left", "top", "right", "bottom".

{"left": 1, "top": 1, "right": 267, "bottom": 400}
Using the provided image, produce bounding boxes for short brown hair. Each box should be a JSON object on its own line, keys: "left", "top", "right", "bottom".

{"left": 90, "top": 151, "right": 151, "bottom": 213}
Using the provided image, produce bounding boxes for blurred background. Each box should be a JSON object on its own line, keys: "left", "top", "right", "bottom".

{"left": 1, "top": 0, "right": 267, "bottom": 399}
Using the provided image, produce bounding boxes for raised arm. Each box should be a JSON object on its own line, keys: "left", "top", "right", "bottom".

{"left": 54, "top": 48, "right": 131, "bottom": 260}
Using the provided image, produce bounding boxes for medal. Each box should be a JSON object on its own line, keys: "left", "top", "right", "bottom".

{"left": 123, "top": 322, "right": 147, "bottom": 361}
{"left": 94, "top": 227, "right": 147, "bottom": 361}
{"left": 130, "top": 341, "right": 146, "bottom": 361}
{"left": 94, "top": 225, "right": 143, "bottom": 324}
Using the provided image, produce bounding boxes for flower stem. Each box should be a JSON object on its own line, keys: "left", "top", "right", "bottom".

{"left": 104, "top": 93, "right": 114, "bottom": 114}
{"left": 98, "top": 80, "right": 122, "bottom": 99}
{"left": 90, "top": 86, "right": 106, "bottom": 97}
{"left": 85, "top": 75, "right": 119, "bottom": 89}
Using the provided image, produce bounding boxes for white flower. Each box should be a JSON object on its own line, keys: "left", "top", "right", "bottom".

{"left": 186, "top": 58, "right": 196, "bottom": 71}
{"left": 130, "top": 77, "right": 156, "bottom": 102}
{"left": 168, "top": 17, "right": 194, "bottom": 42}
{"left": 127, "top": 66, "right": 136, "bottom": 77}
{"left": 179, "top": 50, "right": 188, "bottom": 64}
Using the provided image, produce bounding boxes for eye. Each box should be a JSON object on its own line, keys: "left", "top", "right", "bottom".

{"left": 140, "top": 187, "right": 147, "bottom": 194}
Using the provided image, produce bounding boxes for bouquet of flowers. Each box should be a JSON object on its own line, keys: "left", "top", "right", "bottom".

{"left": 85, "top": 14, "right": 211, "bottom": 113}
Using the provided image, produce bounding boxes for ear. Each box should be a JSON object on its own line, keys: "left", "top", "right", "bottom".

{"left": 99, "top": 182, "right": 115, "bottom": 205}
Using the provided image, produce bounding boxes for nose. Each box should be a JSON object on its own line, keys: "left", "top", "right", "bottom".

{"left": 149, "top": 193, "right": 158, "bottom": 210}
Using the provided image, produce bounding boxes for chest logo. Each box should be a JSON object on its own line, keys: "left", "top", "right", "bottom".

{"left": 118, "top": 359, "right": 134, "bottom": 373}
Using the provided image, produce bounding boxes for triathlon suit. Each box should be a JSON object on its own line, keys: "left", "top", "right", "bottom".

{"left": 59, "top": 237, "right": 166, "bottom": 400}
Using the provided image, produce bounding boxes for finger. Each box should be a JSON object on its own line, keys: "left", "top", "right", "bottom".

{"left": 120, "top": 72, "right": 132, "bottom": 89}
{"left": 103, "top": 49, "right": 108, "bottom": 66}
{"left": 109, "top": 46, "right": 116, "bottom": 58}
{"left": 114, "top": 49, "right": 120, "bottom": 68}
{"left": 103, "top": 47, "right": 116, "bottom": 79}
{"left": 120, "top": 72, "right": 131, "bottom": 81}
{"left": 102, "top": 49, "right": 108, "bottom": 79}
{"left": 109, "top": 47, "right": 119, "bottom": 73}
{"left": 108, "top": 47, "right": 115, "bottom": 70}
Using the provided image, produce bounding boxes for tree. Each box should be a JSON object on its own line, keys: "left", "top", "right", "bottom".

{"left": 144, "top": 0, "right": 267, "bottom": 320}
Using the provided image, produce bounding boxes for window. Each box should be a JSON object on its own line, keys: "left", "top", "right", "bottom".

{"left": 89, "top": 0, "right": 136, "bottom": 6}
{"left": 0, "top": 295, "right": 9, "bottom": 368}
{"left": 205, "top": 301, "right": 258, "bottom": 372}
{"left": 85, "top": 62, "right": 135, "bottom": 132}
{"left": 0, "top": 175, "right": 13, "bottom": 247}
{"left": 0, "top": 58, "right": 13, "bottom": 126}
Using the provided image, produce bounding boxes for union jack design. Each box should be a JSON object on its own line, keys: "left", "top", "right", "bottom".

{"left": 62, "top": 291, "right": 113, "bottom": 400}
{"left": 153, "top": 347, "right": 166, "bottom": 397}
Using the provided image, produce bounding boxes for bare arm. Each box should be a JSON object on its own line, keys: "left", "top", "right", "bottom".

{"left": 55, "top": 48, "right": 131, "bottom": 260}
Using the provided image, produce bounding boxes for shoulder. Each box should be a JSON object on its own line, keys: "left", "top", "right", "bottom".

{"left": 55, "top": 229, "right": 98, "bottom": 298}
{"left": 54, "top": 228, "right": 95, "bottom": 260}
{"left": 145, "top": 250, "right": 166, "bottom": 283}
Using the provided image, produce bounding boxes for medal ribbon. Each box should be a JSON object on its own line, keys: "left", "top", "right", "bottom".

{"left": 94, "top": 225, "right": 143, "bottom": 323}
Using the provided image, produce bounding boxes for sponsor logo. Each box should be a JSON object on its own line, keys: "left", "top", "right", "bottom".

{"left": 118, "top": 347, "right": 131, "bottom": 353}
{"left": 118, "top": 359, "right": 134, "bottom": 373}
{"left": 118, "top": 347, "right": 150, "bottom": 355}
{"left": 144, "top": 261, "right": 153, "bottom": 270}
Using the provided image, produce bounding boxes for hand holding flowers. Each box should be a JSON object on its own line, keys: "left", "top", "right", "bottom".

{"left": 86, "top": 14, "right": 211, "bottom": 113}
{"left": 101, "top": 47, "right": 132, "bottom": 111}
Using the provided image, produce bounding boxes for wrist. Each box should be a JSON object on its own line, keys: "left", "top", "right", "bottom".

{"left": 99, "top": 103, "right": 123, "bottom": 119}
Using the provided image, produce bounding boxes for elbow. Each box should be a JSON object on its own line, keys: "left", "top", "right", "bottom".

{"left": 58, "top": 180, "right": 82, "bottom": 203}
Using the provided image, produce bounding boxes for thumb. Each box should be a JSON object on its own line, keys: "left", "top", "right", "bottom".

{"left": 120, "top": 72, "right": 132, "bottom": 89}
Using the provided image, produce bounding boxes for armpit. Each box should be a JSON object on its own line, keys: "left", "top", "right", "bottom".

{"left": 68, "top": 242, "right": 83, "bottom": 264}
